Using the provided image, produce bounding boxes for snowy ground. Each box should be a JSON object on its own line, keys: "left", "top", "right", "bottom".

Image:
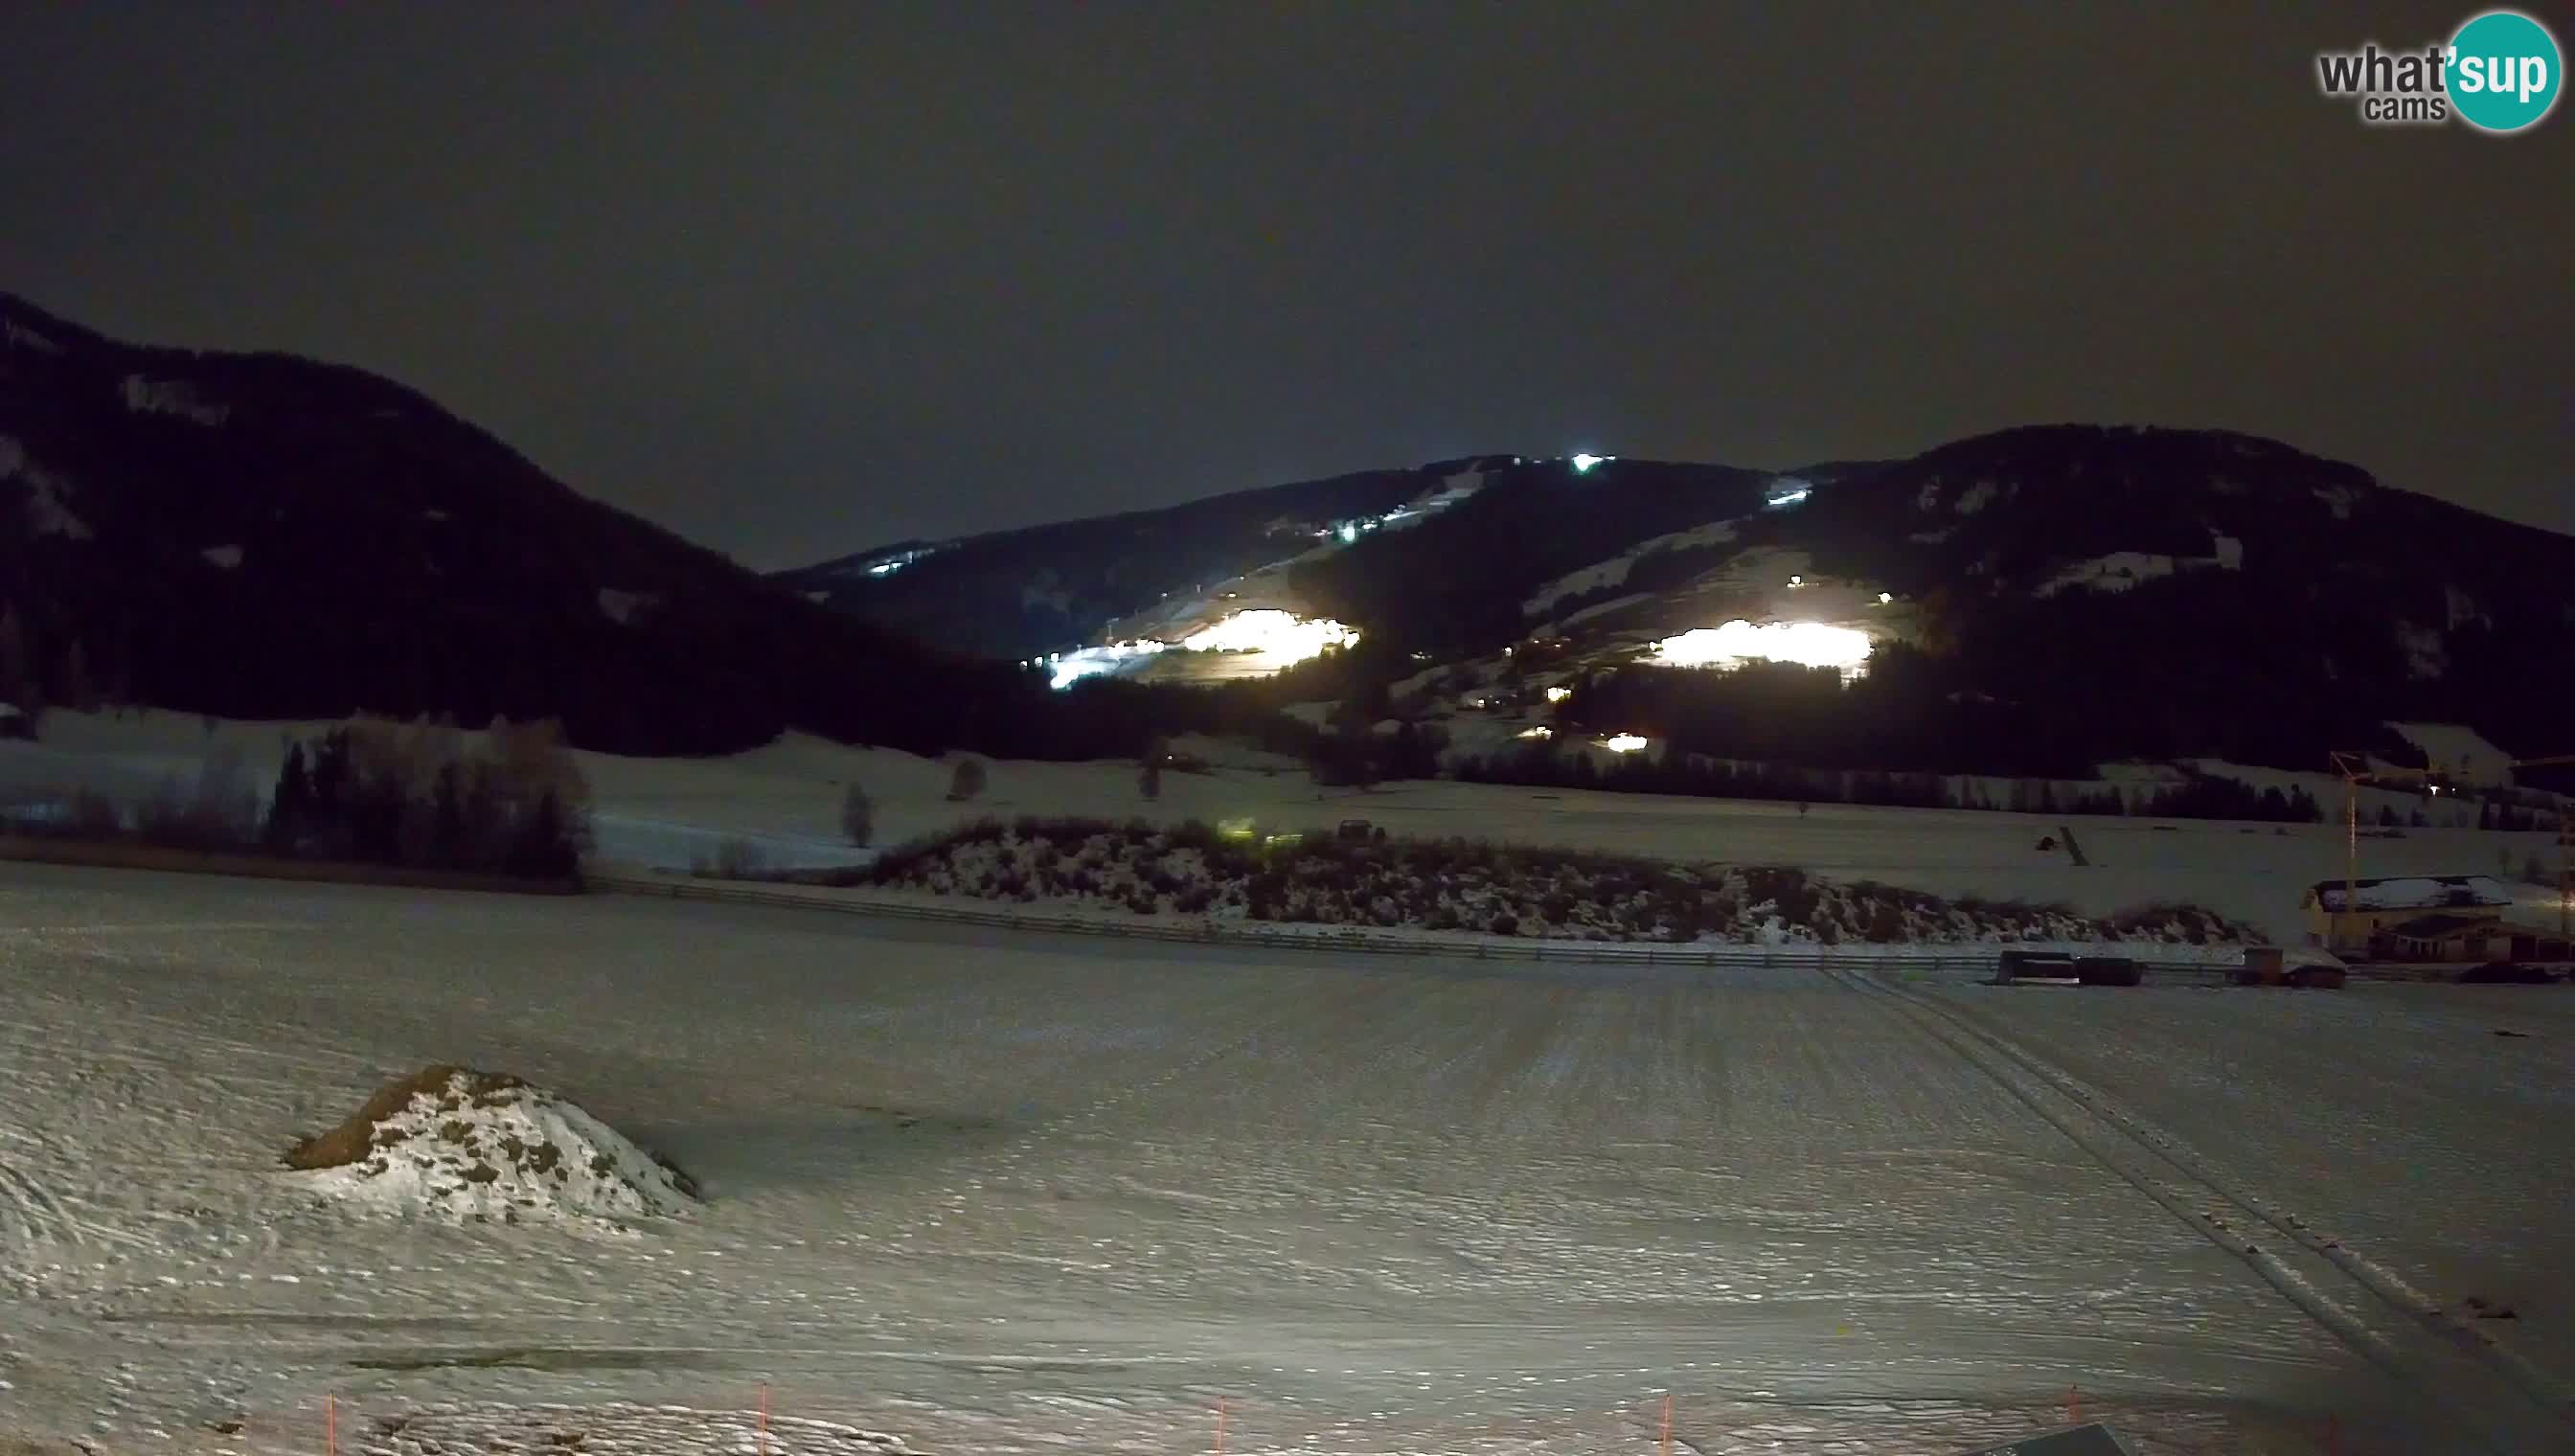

{"left": 4, "top": 712, "right": 2564, "bottom": 944}
{"left": 7, "top": 862, "right": 2573, "bottom": 1454}
{"left": 1919, "top": 980, "right": 2575, "bottom": 1380}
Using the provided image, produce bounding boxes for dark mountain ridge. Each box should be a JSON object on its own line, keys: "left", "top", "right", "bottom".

{"left": 0, "top": 290, "right": 1047, "bottom": 756}
{"left": 790, "top": 423, "right": 2575, "bottom": 770}
{"left": 775, "top": 457, "right": 1516, "bottom": 659}
{"left": 6, "top": 289, "right": 2563, "bottom": 778}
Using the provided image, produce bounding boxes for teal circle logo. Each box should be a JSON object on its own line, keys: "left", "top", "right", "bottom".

{"left": 2448, "top": 10, "right": 2562, "bottom": 132}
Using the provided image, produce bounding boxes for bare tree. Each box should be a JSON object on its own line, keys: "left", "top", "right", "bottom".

{"left": 61, "top": 638, "right": 96, "bottom": 713}
{"left": 840, "top": 782, "right": 875, "bottom": 847}
{"left": 713, "top": 836, "right": 767, "bottom": 878}
{"left": 0, "top": 608, "right": 26, "bottom": 702}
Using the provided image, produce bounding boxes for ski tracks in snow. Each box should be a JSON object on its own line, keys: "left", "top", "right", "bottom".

{"left": 1833, "top": 965, "right": 2575, "bottom": 1453}
{"left": 0, "top": 1119, "right": 88, "bottom": 1255}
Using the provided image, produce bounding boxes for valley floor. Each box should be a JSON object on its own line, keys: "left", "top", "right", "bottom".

{"left": 5, "top": 863, "right": 2572, "bottom": 1453}
{"left": 4, "top": 712, "right": 2567, "bottom": 945}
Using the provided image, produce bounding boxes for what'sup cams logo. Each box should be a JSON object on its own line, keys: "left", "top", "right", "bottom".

{"left": 2316, "top": 9, "right": 2562, "bottom": 130}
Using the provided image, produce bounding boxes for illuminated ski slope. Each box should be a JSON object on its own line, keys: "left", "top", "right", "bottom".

{"left": 1045, "top": 608, "right": 1361, "bottom": 689}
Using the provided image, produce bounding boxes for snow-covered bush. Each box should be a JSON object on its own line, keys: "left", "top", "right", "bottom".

{"left": 865, "top": 818, "right": 2262, "bottom": 945}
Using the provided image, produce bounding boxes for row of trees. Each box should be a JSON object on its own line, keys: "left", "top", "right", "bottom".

{"left": 1447, "top": 744, "right": 2335, "bottom": 823}
{"left": 0, "top": 605, "right": 113, "bottom": 718}
{"left": 10, "top": 714, "right": 591, "bottom": 879}
{"left": 262, "top": 716, "right": 589, "bottom": 878}
{"left": 2474, "top": 798, "right": 2559, "bottom": 832}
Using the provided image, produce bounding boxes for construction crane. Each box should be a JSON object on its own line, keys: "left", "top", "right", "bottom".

{"left": 2327, "top": 750, "right": 2575, "bottom": 953}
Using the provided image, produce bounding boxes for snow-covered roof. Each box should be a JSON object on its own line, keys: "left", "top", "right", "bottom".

{"left": 2305, "top": 875, "right": 2511, "bottom": 912}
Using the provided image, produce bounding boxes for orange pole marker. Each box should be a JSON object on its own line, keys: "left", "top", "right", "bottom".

{"left": 1658, "top": 1392, "right": 1674, "bottom": 1456}
{"left": 758, "top": 1382, "right": 772, "bottom": 1456}
{"left": 2067, "top": 1383, "right": 2082, "bottom": 1423}
{"left": 327, "top": 1393, "right": 337, "bottom": 1456}
{"left": 1214, "top": 1395, "right": 1229, "bottom": 1456}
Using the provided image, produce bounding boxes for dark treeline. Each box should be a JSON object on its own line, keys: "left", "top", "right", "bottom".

{"left": 1548, "top": 642, "right": 2415, "bottom": 783}
{"left": 1559, "top": 650, "right": 2097, "bottom": 779}
{"left": 11, "top": 714, "right": 590, "bottom": 881}
{"left": 263, "top": 717, "right": 587, "bottom": 879}
{"left": 1451, "top": 741, "right": 2328, "bottom": 823}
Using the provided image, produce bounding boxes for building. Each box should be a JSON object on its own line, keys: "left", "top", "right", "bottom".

{"left": 2374, "top": 913, "right": 2515, "bottom": 964}
{"left": 2300, "top": 875, "right": 2511, "bottom": 954}
{"left": 2507, "top": 927, "right": 2575, "bottom": 962}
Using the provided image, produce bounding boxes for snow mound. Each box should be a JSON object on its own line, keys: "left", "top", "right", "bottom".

{"left": 287, "top": 1067, "right": 696, "bottom": 1228}
{"left": 364, "top": 1402, "right": 916, "bottom": 1456}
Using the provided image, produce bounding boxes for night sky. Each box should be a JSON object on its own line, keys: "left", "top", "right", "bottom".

{"left": 3, "top": 3, "right": 2566, "bottom": 567}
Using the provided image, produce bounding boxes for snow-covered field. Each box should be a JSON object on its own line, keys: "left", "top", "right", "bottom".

{"left": 4, "top": 712, "right": 2564, "bottom": 945}
{"left": 6, "top": 861, "right": 2573, "bottom": 1454}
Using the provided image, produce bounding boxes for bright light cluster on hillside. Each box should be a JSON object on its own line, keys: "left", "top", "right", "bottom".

{"left": 1045, "top": 641, "right": 1160, "bottom": 688}
{"left": 1649, "top": 621, "right": 1873, "bottom": 674}
{"left": 1176, "top": 608, "right": 1357, "bottom": 657}
{"left": 1047, "top": 610, "right": 1359, "bottom": 689}
{"left": 861, "top": 546, "right": 937, "bottom": 578}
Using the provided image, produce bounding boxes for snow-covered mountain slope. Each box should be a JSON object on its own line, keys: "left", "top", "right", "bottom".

{"left": 1523, "top": 518, "right": 1742, "bottom": 618}
{"left": 777, "top": 457, "right": 1516, "bottom": 660}
{"left": 0, "top": 290, "right": 1047, "bottom": 758}
{"left": 786, "top": 425, "right": 2575, "bottom": 768}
